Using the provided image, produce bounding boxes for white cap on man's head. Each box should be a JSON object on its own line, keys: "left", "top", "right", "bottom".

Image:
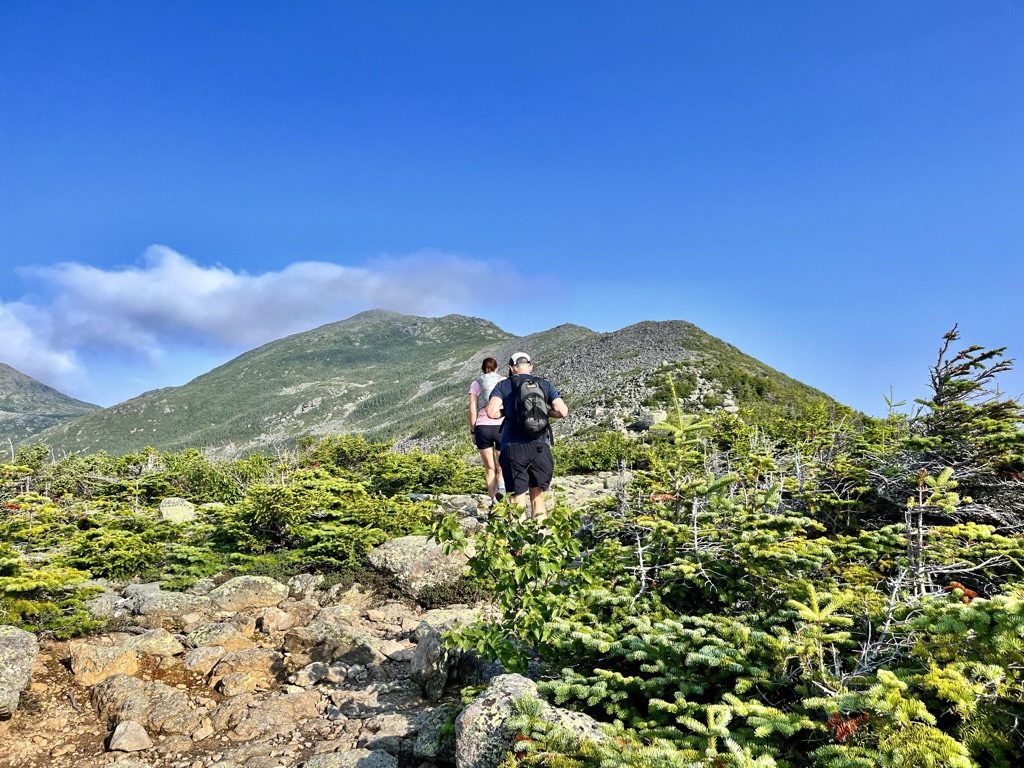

{"left": 508, "top": 352, "right": 532, "bottom": 366}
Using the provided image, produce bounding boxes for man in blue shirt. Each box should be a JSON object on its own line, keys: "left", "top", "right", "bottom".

{"left": 486, "top": 352, "right": 568, "bottom": 520}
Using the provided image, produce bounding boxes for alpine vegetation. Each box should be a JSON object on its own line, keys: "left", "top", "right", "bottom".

{"left": 0, "top": 326, "right": 1021, "bottom": 768}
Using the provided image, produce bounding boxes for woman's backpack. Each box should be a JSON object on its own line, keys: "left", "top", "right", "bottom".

{"left": 475, "top": 371, "right": 503, "bottom": 412}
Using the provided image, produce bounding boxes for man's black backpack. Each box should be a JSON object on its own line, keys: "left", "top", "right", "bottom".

{"left": 513, "top": 374, "right": 551, "bottom": 439}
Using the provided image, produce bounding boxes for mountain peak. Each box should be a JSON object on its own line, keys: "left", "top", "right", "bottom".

{"left": 0, "top": 362, "right": 101, "bottom": 446}
{"left": 21, "top": 314, "right": 836, "bottom": 457}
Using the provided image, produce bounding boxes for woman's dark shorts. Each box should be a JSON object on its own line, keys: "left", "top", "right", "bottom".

{"left": 473, "top": 424, "right": 503, "bottom": 450}
{"left": 499, "top": 442, "right": 554, "bottom": 495}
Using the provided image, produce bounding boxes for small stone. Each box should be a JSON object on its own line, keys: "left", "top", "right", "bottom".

{"left": 108, "top": 720, "right": 154, "bottom": 752}
{"left": 289, "top": 661, "right": 328, "bottom": 687}
{"left": 325, "top": 663, "right": 347, "bottom": 685}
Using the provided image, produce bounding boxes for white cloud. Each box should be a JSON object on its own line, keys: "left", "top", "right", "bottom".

{"left": 2, "top": 245, "right": 515, "bottom": 398}
{"left": 25, "top": 245, "right": 507, "bottom": 351}
{"left": 0, "top": 302, "right": 83, "bottom": 390}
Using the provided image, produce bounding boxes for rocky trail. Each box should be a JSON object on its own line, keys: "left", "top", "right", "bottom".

{"left": 0, "top": 474, "right": 623, "bottom": 768}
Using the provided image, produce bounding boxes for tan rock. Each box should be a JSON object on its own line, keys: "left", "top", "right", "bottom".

{"left": 182, "top": 646, "right": 226, "bottom": 677}
{"left": 187, "top": 623, "right": 253, "bottom": 652}
{"left": 69, "top": 641, "right": 140, "bottom": 686}
{"left": 124, "top": 629, "right": 185, "bottom": 657}
{"left": 108, "top": 720, "right": 154, "bottom": 752}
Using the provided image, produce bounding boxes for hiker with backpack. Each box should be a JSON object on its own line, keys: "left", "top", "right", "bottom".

{"left": 485, "top": 352, "right": 568, "bottom": 521}
{"left": 469, "top": 357, "right": 507, "bottom": 506}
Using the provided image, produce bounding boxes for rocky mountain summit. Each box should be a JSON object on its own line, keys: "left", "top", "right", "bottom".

{"left": 22, "top": 310, "right": 833, "bottom": 457}
{"left": 0, "top": 475, "right": 620, "bottom": 768}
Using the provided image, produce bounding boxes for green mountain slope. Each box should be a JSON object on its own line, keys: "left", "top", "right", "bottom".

{"left": 0, "top": 363, "right": 101, "bottom": 449}
{"left": 29, "top": 310, "right": 837, "bottom": 457}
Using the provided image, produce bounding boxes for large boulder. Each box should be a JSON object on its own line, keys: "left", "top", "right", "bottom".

{"left": 209, "top": 648, "right": 286, "bottom": 694}
{"left": 456, "top": 674, "right": 608, "bottom": 768}
{"left": 0, "top": 625, "right": 38, "bottom": 716}
{"left": 208, "top": 576, "right": 288, "bottom": 612}
{"left": 366, "top": 535, "right": 468, "bottom": 602}
{"left": 69, "top": 641, "right": 140, "bottom": 686}
{"left": 410, "top": 627, "right": 456, "bottom": 701}
{"left": 91, "top": 674, "right": 203, "bottom": 735}
{"left": 158, "top": 497, "right": 197, "bottom": 523}
{"left": 123, "top": 583, "right": 211, "bottom": 618}
{"left": 283, "top": 622, "right": 384, "bottom": 666}
{"left": 187, "top": 622, "right": 254, "bottom": 651}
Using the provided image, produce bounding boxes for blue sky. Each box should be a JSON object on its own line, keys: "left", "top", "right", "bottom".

{"left": 1, "top": 1, "right": 1022, "bottom": 415}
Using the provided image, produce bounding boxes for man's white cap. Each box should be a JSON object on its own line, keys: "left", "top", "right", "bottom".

{"left": 508, "top": 352, "right": 532, "bottom": 366}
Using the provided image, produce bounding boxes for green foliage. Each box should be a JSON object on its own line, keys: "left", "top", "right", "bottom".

{"left": 369, "top": 448, "right": 484, "bottom": 495}
{"left": 433, "top": 503, "right": 595, "bottom": 672}
{"left": 908, "top": 325, "right": 1024, "bottom": 478}
{"left": 63, "top": 528, "right": 163, "bottom": 579}
{"left": 3, "top": 327, "right": 1024, "bottom": 766}
{"left": 553, "top": 432, "right": 658, "bottom": 474}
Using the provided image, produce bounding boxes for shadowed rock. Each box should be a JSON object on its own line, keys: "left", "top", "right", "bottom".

{"left": 367, "top": 535, "right": 468, "bottom": 601}
{"left": 0, "top": 625, "right": 38, "bottom": 716}
{"left": 92, "top": 674, "right": 203, "bottom": 735}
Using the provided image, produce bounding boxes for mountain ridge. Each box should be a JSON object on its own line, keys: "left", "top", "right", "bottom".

{"left": 14, "top": 311, "right": 838, "bottom": 456}
{"left": 0, "top": 363, "right": 102, "bottom": 449}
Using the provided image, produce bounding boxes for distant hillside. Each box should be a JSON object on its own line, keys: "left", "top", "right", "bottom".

{"left": 29, "top": 310, "right": 838, "bottom": 457}
{"left": 0, "top": 363, "right": 101, "bottom": 451}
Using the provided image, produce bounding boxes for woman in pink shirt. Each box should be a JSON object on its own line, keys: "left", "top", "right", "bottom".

{"left": 469, "top": 357, "right": 506, "bottom": 506}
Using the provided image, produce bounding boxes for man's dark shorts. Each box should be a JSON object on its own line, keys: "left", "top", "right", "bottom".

{"left": 473, "top": 424, "right": 502, "bottom": 450}
{"left": 499, "top": 442, "right": 554, "bottom": 495}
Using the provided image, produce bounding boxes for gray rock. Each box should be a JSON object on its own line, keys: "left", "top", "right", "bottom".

{"left": 256, "top": 606, "right": 295, "bottom": 634}
{"left": 84, "top": 586, "right": 122, "bottom": 621}
{"left": 209, "top": 576, "right": 289, "bottom": 612}
{"left": 434, "top": 494, "right": 484, "bottom": 515}
{"left": 415, "top": 607, "right": 480, "bottom": 637}
{"left": 283, "top": 623, "right": 383, "bottom": 666}
{"left": 456, "top": 674, "right": 607, "bottom": 768}
{"left": 410, "top": 628, "right": 454, "bottom": 701}
{"left": 159, "top": 496, "right": 197, "bottom": 523}
{"left": 92, "top": 674, "right": 203, "bottom": 735}
{"left": 459, "top": 516, "right": 483, "bottom": 533}
{"left": 360, "top": 711, "right": 428, "bottom": 754}
{"left": 327, "top": 679, "right": 425, "bottom": 719}
{"left": 225, "top": 690, "right": 320, "bottom": 742}
{"left": 108, "top": 719, "right": 154, "bottom": 752}
{"left": 413, "top": 704, "right": 459, "bottom": 762}
{"left": 187, "top": 622, "right": 254, "bottom": 651}
{"left": 0, "top": 625, "right": 38, "bottom": 716}
{"left": 289, "top": 661, "right": 328, "bottom": 687}
{"left": 366, "top": 535, "right": 468, "bottom": 601}
{"left": 123, "top": 583, "right": 212, "bottom": 618}
{"left": 288, "top": 573, "right": 324, "bottom": 600}
{"left": 186, "top": 577, "right": 217, "bottom": 596}
{"left": 302, "top": 749, "right": 397, "bottom": 767}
